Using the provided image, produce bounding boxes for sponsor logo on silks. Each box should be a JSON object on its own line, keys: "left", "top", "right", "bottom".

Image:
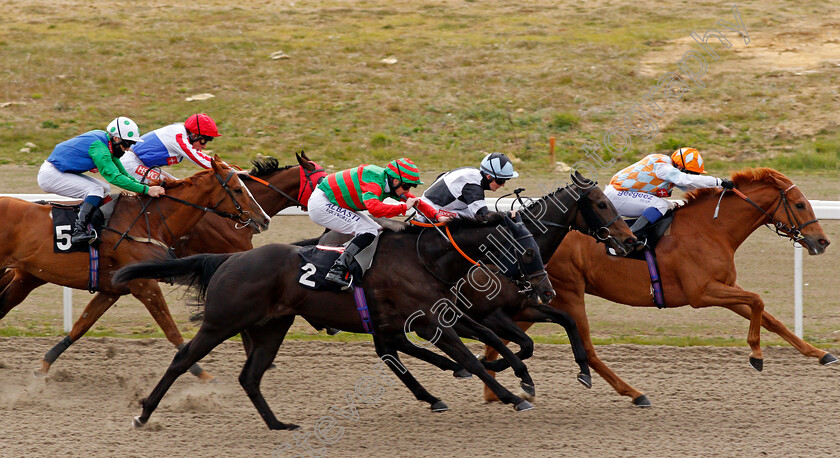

{"left": 437, "top": 209, "right": 457, "bottom": 219}
{"left": 135, "top": 165, "right": 161, "bottom": 181}
{"left": 166, "top": 156, "right": 179, "bottom": 166}
{"left": 655, "top": 188, "right": 671, "bottom": 198}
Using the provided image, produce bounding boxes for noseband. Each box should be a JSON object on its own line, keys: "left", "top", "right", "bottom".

{"left": 729, "top": 184, "right": 818, "bottom": 244}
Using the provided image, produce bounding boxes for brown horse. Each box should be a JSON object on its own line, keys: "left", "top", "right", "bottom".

{"left": 484, "top": 167, "right": 833, "bottom": 406}
{"left": 0, "top": 157, "right": 270, "bottom": 379}
{"left": 172, "top": 152, "right": 324, "bottom": 256}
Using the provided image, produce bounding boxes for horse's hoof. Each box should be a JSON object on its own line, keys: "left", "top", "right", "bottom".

{"left": 267, "top": 363, "right": 277, "bottom": 371}
{"left": 132, "top": 416, "right": 146, "bottom": 429}
{"left": 520, "top": 382, "right": 536, "bottom": 398}
{"left": 514, "top": 400, "right": 534, "bottom": 412}
{"left": 430, "top": 401, "right": 449, "bottom": 412}
{"left": 476, "top": 354, "right": 487, "bottom": 363}
{"left": 285, "top": 423, "right": 301, "bottom": 431}
{"left": 819, "top": 353, "right": 838, "bottom": 366}
{"left": 749, "top": 357, "right": 764, "bottom": 372}
{"left": 452, "top": 369, "right": 472, "bottom": 379}
{"left": 37, "top": 360, "right": 51, "bottom": 376}
{"left": 632, "top": 394, "right": 652, "bottom": 407}
{"left": 198, "top": 371, "right": 217, "bottom": 383}
{"left": 33, "top": 370, "right": 46, "bottom": 378}
{"left": 577, "top": 373, "right": 592, "bottom": 389}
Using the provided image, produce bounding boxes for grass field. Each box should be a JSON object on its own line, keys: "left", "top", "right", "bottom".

{"left": 1, "top": 0, "right": 839, "bottom": 347}
{"left": 1, "top": 0, "right": 838, "bottom": 173}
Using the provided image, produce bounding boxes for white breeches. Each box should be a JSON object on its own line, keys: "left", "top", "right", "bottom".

{"left": 604, "top": 185, "right": 670, "bottom": 217}
{"left": 307, "top": 188, "right": 381, "bottom": 236}
{"left": 37, "top": 160, "right": 109, "bottom": 200}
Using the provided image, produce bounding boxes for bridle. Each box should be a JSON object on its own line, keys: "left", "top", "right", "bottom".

{"left": 110, "top": 169, "right": 254, "bottom": 250}
{"left": 725, "top": 184, "right": 818, "bottom": 244}
{"left": 506, "top": 182, "right": 622, "bottom": 245}
{"left": 411, "top": 220, "right": 553, "bottom": 302}
{"left": 240, "top": 163, "right": 325, "bottom": 209}
{"left": 162, "top": 169, "right": 255, "bottom": 228}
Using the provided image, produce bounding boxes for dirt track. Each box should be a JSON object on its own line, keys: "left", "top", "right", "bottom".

{"left": 0, "top": 336, "right": 838, "bottom": 457}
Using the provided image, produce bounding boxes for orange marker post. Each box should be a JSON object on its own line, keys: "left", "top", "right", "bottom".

{"left": 549, "top": 137, "right": 556, "bottom": 168}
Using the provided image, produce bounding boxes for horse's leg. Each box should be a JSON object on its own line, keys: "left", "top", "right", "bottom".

{"left": 513, "top": 305, "right": 593, "bottom": 388}
{"left": 389, "top": 333, "right": 470, "bottom": 379}
{"left": 128, "top": 279, "right": 213, "bottom": 381}
{"left": 451, "top": 313, "right": 536, "bottom": 396}
{"left": 239, "top": 316, "right": 300, "bottom": 430}
{"left": 722, "top": 285, "right": 837, "bottom": 365}
{"left": 133, "top": 322, "right": 239, "bottom": 428}
{"left": 415, "top": 324, "right": 532, "bottom": 411}
{"left": 692, "top": 282, "right": 765, "bottom": 371}
{"left": 372, "top": 335, "right": 449, "bottom": 412}
{"left": 0, "top": 269, "right": 46, "bottom": 320}
{"left": 37, "top": 292, "right": 120, "bottom": 375}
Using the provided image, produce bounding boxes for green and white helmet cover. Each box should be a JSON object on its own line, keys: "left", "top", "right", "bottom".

{"left": 106, "top": 116, "right": 144, "bottom": 143}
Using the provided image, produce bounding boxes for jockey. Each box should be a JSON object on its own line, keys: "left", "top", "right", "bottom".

{"left": 605, "top": 147, "right": 734, "bottom": 234}
{"left": 308, "top": 158, "right": 436, "bottom": 288}
{"left": 37, "top": 117, "right": 166, "bottom": 244}
{"left": 122, "top": 113, "right": 222, "bottom": 182}
{"left": 419, "top": 152, "right": 518, "bottom": 222}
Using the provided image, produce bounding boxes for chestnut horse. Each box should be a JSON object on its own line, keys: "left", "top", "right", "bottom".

{"left": 0, "top": 157, "right": 270, "bottom": 379}
{"left": 172, "top": 152, "right": 324, "bottom": 257}
{"left": 484, "top": 167, "right": 833, "bottom": 406}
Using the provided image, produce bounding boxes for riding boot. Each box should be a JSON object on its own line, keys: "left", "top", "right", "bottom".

{"left": 325, "top": 233, "right": 375, "bottom": 288}
{"left": 70, "top": 201, "right": 98, "bottom": 245}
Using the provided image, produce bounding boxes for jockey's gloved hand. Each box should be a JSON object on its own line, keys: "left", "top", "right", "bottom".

{"left": 720, "top": 179, "right": 735, "bottom": 190}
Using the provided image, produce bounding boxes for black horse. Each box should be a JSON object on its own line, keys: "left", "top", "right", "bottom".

{"left": 115, "top": 214, "right": 560, "bottom": 430}
{"left": 306, "top": 173, "right": 638, "bottom": 405}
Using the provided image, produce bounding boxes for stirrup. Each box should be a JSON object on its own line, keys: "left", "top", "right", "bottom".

{"left": 325, "top": 268, "right": 353, "bottom": 290}
{"left": 71, "top": 229, "right": 97, "bottom": 245}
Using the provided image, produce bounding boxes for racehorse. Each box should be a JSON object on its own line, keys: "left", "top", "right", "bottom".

{"left": 302, "top": 173, "right": 639, "bottom": 404}
{"left": 483, "top": 167, "right": 834, "bottom": 406}
{"left": 115, "top": 213, "right": 567, "bottom": 429}
{"left": 172, "top": 152, "right": 324, "bottom": 256}
{"left": 0, "top": 157, "right": 270, "bottom": 380}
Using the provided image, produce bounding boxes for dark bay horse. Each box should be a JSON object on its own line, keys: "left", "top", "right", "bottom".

{"left": 484, "top": 167, "right": 833, "bottom": 406}
{"left": 307, "top": 173, "right": 639, "bottom": 404}
{"left": 115, "top": 214, "right": 569, "bottom": 429}
{"left": 0, "top": 157, "right": 270, "bottom": 380}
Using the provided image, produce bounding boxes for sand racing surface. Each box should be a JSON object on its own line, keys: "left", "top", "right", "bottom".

{"left": 0, "top": 337, "right": 838, "bottom": 457}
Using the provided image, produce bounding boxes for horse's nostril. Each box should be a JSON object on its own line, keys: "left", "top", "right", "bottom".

{"left": 820, "top": 239, "right": 830, "bottom": 246}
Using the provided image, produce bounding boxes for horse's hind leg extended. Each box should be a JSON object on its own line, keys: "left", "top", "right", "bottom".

{"left": 134, "top": 322, "right": 239, "bottom": 428}
{"left": 37, "top": 292, "right": 120, "bottom": 376}
{"left": 239, "top": 316, "right": 299, "bottom": 430}
{"left": 0, "top": 269, "right": 46, "bottom": 320}
{"left": 389, "top": 333, "right": 470, "bottom": 379}
{"left": 373, "top": 335, "right": 449, "bottom": 412}
{"left": 128, "top": 279, "right": 213, "bottom": 381}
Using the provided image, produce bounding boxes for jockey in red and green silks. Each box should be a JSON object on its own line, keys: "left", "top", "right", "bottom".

{"left": 308, "top": 158, "right": 436, "bottom": 288}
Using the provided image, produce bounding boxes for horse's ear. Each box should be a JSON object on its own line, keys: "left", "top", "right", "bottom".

{"left": 570, "top": 170, "right": 595, "bottom": 189}
{"left": 300, "top": 150, "right": 311, "bottom": 162}
{"left": 211, "top": 155, "right": 223, "bottom": 173}
{"left": 297, "top": 151, "right": 316, "bottom": 172}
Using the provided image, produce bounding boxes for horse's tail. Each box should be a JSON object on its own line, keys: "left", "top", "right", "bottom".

{"left": 113, "top": 253, "right": 234, "bottom": 303}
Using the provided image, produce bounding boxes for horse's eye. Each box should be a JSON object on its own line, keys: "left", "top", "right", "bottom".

{"left": 234, "top": 188, "right": 244, "bottom": 194}
{"left": 598, "top": 202, "right": 608, "bottom": 209}
{"left": 523, "top": 248, "right": 535, "bottom": 263}
{"left": 796, "top": 202, "right": 805, "bottom": 210}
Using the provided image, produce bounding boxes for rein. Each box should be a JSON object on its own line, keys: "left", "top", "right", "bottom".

{"left": 721, "top": 184, "right": 818, "bottom": 244}
{"left": 410, "top": 219, "right": 550, "bottom": 298}
{"left": 240, "top": 162, "right": 326, "bottom": 209}
{"left": 110, "top": 169, "right": 250, "bottom": 250}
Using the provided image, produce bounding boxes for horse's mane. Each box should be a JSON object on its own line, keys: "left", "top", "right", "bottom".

{"left": 682, "top": 167, "right": 793, "bottom": 206}
{"left": 160, "top": 169, "right": 214, "bottom": 190}
{"left": 249, "top": 156, "right": 295, "bottom": 177}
